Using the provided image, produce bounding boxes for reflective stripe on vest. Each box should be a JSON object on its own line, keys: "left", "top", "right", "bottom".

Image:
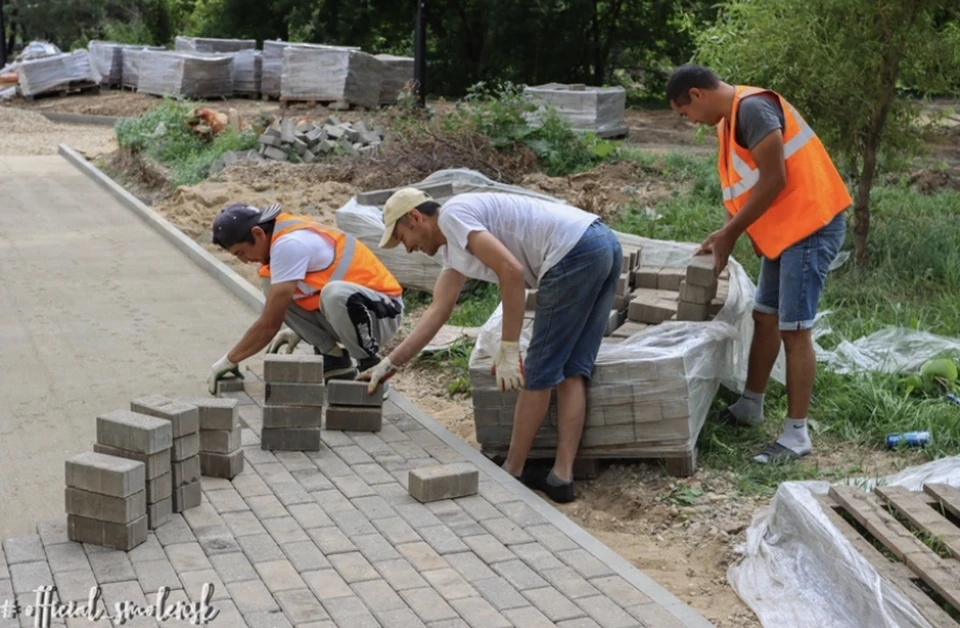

{"left": 289, "top": 234, "right": 356, "bottom": 302}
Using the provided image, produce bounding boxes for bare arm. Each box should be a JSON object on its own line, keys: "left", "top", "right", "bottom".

{"left": 227, "top": 281, "right": 296, "bottom": 363}
{"left": 725, "top": 130, "right": 787, "bottom": 238}
{"left": 387, "top": 268, "right": 467, "bottom": 366}
{"left": 465, "top": 230, "right": 526, "bottom": 343}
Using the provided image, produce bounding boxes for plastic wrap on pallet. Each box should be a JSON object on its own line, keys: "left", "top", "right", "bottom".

{"left": 523, "top": 83, "right": 628, "bottom": 138}
{"left": 137, "top": 51, "right": 234, "bottom": 99}
{"left": 174, "top": 36, "right": 256, "bottom": 54}
{"left": 19, "top": 41, "right": 61, "bottom": 61}
{"left": 120, "top": 46, "right": 165, "bottom": 89}
{"left": 231, "top": 49, "right": 262, "bottom": 95}
{"left": 375, "top": 54, "right": 414, "bottom": 105}
{"left": 281, "top": 44, "right": 384, "bottom": 109}
{"left": 18, "top": 50, "right": 101, "bottom": 98}
{"left": 262, "top": 40, "right": 361, "bottom": 97}
{"left": 88, "top": 41, "right": 124, "bottom": 85}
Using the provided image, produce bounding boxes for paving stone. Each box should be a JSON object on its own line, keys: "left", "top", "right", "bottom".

{"left": 329, "top": 552, "right": 378, "bottom": 584}
{"left": 431, "top": 506, "right": 485, "bottom": 538}
{"left": 181, "top": 503, "right": 229, "bottom": 539}
{"left": 204, "top": 488, "right": 248, "bottom": 514}
{"left": 87, "top": 549, "right": 136, "bottom": 583}
{"left": 271, "top": 482, "right": 314, "bottom": 506}
{"left": 325, "top": 406, "right": 382, "bottom": 432}
{"left": 306, "top": 527, "right": 356, "bottom": 556}
{"left": 322, "top": 594, "right": 380, "bottom": 628}
{"left": 261, "top": 428, "right": 322, "bottom": 451}
{"left": 480, "top": 517, "right": 535, "bottom": 546}
{"left": 575, "top": 595, "right": 640, "bottom": 628}
{"left": 396, "top": 542, "right": 447, "bottom": 572}
{"left": 131, "top": 396, "right": 200, "bottom": 439}
{"left": 153, "top": 515, "right": 196, "bottom": 547}
{"left": 312, "top": 455, "right": 353, "bottom": 479}
{"left": 289, "top": 469, "right": 333, "bottom": 493}
{"left": 333, "top": 445, "right": 374, "bottom": 466}
{"left": 351, "top": 578, "right": 406, "bottom": 612}
{"left": 421, "top": 567, "right": 476, "bottom": 600}
{"left": 461, "top": 534, "right": 513, "bottom": 565}
{"left": 2, "top": 536, "right": 45, "bottom": 565}
{"left": 44, "top": 543, "right": 90, "bottom": 574}
{"left": 471, "top": 576, "right": 528, "bottom": 611}
{"left": 372, "top": 558, "right": 428, "bottom": 591}
{"left": 199, "top": 451, "right": 244, "bottom": 479}
{"left": 237, "top": 534, "right": 285, "bottom": 564}
{"left": 172, "top": 481, "right": 202, "bottom": 513}
{"left": 351, "top": 463, "right": 396, "bottom": 486}
{"left": 524, "top": 523, "right": 579, "bottom": 552}
{"left": 36, "top": 520, "right": 70, "bottom": 547}
{"left": 524, "top": 586, "right": 588, "bottom": 621}
{"left": 502, "top": 605, "right": 556, "bottom": 628}
{"left": 390, "top": 440, "right": 430, "bottom": 461}
{"left": 245, "top": 495, "right": 287, "bottom": 520}
{"left": 349, "top": 432, "right": 396, "bottom": 455}
{"left": 317, "top": 430, "right": 354, "bottom": 448}
{"left": 178, "top": 397, "right": 239, "bottom": 431}
{"left": 199, "top": 536, "right": 241, "bottom": 558}
{"left": 200, "top": 428, "right": 241, "bottom": 454}
{"left": 394, "top": 503, "right": 442, "bottom": 529}
{"left": 146, "top": 472, "right": 173, "bottom": 504}
{"left": 326, "top": 380, "right": 384, "bottom": 407}
{"left": 454, "top": 496, "right": 501, "bottom": 521}
{"left": 476, "top": 479, "right": 516, "bottom": 505}
{"left": 254, "top": 559, "right": 305, "bottom": 593}
{"left": 9, "top": 560, "right": 53, "bottom": 595}
{"left": 254, "top": 462, "right": 296, "bottom": 486}
{"left": 96, "top": 410, "right": 173, "bottom": 454}
{"left": 399, "top": 587, "right": 459, "bottom": 623}
{"left": 281, "top": 540, "right": 330, "bottom": 572}
{"left": 171, "top": 433, "right": 200, "bottom": 462}
{"left": 512, "top": 542, "right": 565, "bottom": 571}
{"left": 263, "top": 516, "right": 309, "bottom": 545}
{"left": 243, "top": 446, "right": 278, "bottom": 465}
{"left": 203, "top": 598, "right": 246, "bottom": 628}
{"left": 408, "top": 463, "right": 479, "bottom": 503}
{"left": 425, "top": 620, "right": 470, "bottom": 628}
{"left": 68, "top": 514, "right": 148, "bottom": 551}
{"left": 274, "top": 451, "right": 316, "bottom": 473}
{"left": 169, "top": 456, "right": 201, "bottom": 490}
{"left": 263, "top": 354, "right": 325, "bottom": 384}
{"left": 374, "top": 483, "right": 417, "bottom": 507}
{"left": 367, "top": 517, "right": 420, "bottom": 547}
{"left": 179, "top": 568, "right": 229, "bottom": 601}
{"left": 265, "top": 383, "right": 325, "bottom": 407}
{"left": 275, "top": 588, "right": 329, "bottom": 624}
{"left": 331, "top": 510, "right": 377, "bottom": 537}
{"left": 286, "top": 503, "right": 333, "bottom": 529}
{"left": 226, "top": 579, "right": 280, "bottom": 614}
{"left": 92, "top": 444, "right": 169, "bottom": 480}
{"left": 558, "top": 548, "right": 616, "bottom": 579}
{"left": 417, "top": 525, "right": 469, "bottom": 555}
{"left": 557, "top": 619, "right": 604, "bottom": 628}
{"left": 301, "top": 569, "right": 353, "bottom": 601}
{"left": 352, "top": 533, "right": 401, "bottom": 563}
{"left": 444, "top": 551, "right": 496, "bottom": 582}
{"left": 52, "top": 566, "right": 97, "bottom": 603}
{"left": 376, "top": 607, "right": 428, "bottom": 628}
{"left": 541, "top": 565, "right": 602, "bottom": 600}
{"left": 496, "top": 501, "right": 547, "bottom": 527}
{"left": 233, "top": 473, "right": 273, "bottom": 498}
{"left": 626, "top": 604, "right": 689, "bottom": 627}
{"left": 449, "top": 596, "right": 511, "bottom": 628}
{"left": 263, "top": 405, "right": 323, "bottom": 429}
{"left": 590, "top": 575, "right": 653, "bottom": 608}
{"left": 329, "top": 474, "right": 376, "bottom": 499}
{"left": 64, "top": 452, "right": 146, "bottom": 498}
{"left": 209, "top": 551, "right": 259, "bottom": 584}
{"left": 163, "top": 542, "right": 212, "bottom": 575}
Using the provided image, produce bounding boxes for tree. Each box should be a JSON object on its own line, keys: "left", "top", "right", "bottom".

{"left": 696, "top": 0, "right": 960, "bottom": 265}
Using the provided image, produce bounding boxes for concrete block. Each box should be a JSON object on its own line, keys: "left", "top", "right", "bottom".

{"left": 265, "top": 126, "right": 281, "bottom": 139}
{"left": 610, "top": 321, "right": 650, "bottom": 339}
{"left": 178, "top": 397, "right": 239, "bottom": 431}
{"left": 64, "top": 452, "right": 145, "bottom": 498}
{"left": 613, "top": 294, "right": 629, "bottom": 311}
{"left": 263, "top": 146, "right": 288, "bottom": 161}
{"left": 305, "top": 128, "right": 324, "bottom": 146}
{"left": 200, "top": 427, "right": 241, "bottom": 454}
{"left": 296, "top": 122, "right": 316, "bottom": 134}
{"left": 678, "top": 280, "right": 716, "bottom": 304}
{"left": 525, "top": 290, "right": 537, "bottom": 311}
{"left": 172, "top": 432, "right": 200, "bottom": 461}
{"left": 686, "top": 254, "right": 717, "bottom": 287}
{"left": 265, "top": 382, "right": 325, "bottom": 407}
{"left": 407, "top": 463, "right": 479, "bottom": 503}
{"left": 662, "top": 398, "right": 691, "bottom": 420}
{"left": 130, "top": 395, "right": 200, "bottom": 438}
{"left": 707, "top": 297, "right": 724, "bottom": 317}
{"left": 301, "top": 150, "right": 316, "bottom": 164}
{"left": 173, "top": 481, "right": 202, "bottom": 513}
{"left": 326, "top": 115, "right": 343, "bottom": 126}
{"left": 603, "top": 309, "right": 625, "bottom": 337}
{"left": 200, "top": 450, "right": 244, "bottom": 479}
{"left": 64, "top": 487, "right": 146, "bottom": 524}
{"left": 676, "top": 300, "right": 708, "bottom": 321}
{"left": 632, "top": 267, "right": 659, "bottom": 289}
{"left": 324, "top": 124, "right": 345, "bottom": 139}
{"left": 616, "top": 273, "right": 631, "bottom": 297}
{"left": 264, "top": 354, "right": 325, "bottom": 384}
{"left": 67, "top": 514, "right": 147, "bottom": 551}
{"left": 627, "top": 296, "right": 677, "bottom": 325}
{"left": 294, "top": 137, "right": 309, "bottom": 156}
{"left": 262, "top": 404, "right": 323, "bottom": 429}
{"left": 580, "top": 425, "right": 635, "bottom": 447}
{"left": 324, "top": 406, "right": 382, "bottom": 432}
{"left": 96, "top": 409, "right": 173, "bottom": 455}
{"left": 148, "top": 497, "right": 172, "bottom": 529}
{"left": 280, "top": 119, "right": 296, "bottom": 143}
{"left": 258, "top": 134, "right": 282, "bottom": 148}
{"left": 216, "top": 378, "right": 245, "bottom": 394}
{"left": 173, "top": 456, "right": 201, "bottom": 488}
{"left": 93, "top": 443, "right": 169, "bottom": 480}
{"left": 473, "top": 407, "right": 499, "bottom": 427}
{"left": 315, "top": 139, "right": 335, "bottom": 154}
{"left": 620, "top": 255, "right": 631, "bottom": 273}
{"left": 656, "top": 267, "right": 684, "bottom": 291}
{"left": 326, "top": 380, "right": 384, "bottom": 407}
{"left": 260, "top": 428, "right": 322, "bottom": 451}
{"left": 147, "top": 472, "right": 172, "bottom": 504}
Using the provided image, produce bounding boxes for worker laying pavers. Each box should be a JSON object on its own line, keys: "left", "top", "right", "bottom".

{"left": 358, "top": 188, "right": 622, "bottom": 503}
{"left": 207, "top": 202, "right": 404, "bottom": 393}
{"left": 667, "top": 64, "right": 849, "bottom": 464}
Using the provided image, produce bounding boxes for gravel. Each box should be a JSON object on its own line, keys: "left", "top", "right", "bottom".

{"left": 0, "top": 105, "right": 116, "bottom": 156}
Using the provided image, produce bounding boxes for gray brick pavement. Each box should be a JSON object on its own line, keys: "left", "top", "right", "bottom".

{"left": 0, "top": 387, "right": 714, "bottom": 628}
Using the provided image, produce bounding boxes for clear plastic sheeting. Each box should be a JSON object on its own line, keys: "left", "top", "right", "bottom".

{"left": 523, "top": 83, "right": 629, "bottom": 138}
{"left": 88, "top": 41, "right": 125, "bottom": 85}
{"left": 261, "top": 40, "right": 292, "bottom": 98}
{"left": 137, "top": 51, "right": 233, "bottom": 99}
{"left": 119, "top": 46, "right": 165, "bottom": 89}
{"left": 375, "top": 54, "right": 414, "bottom": 105}
{"left": 19, "top": 41, "right": 61, "bottom": 61}
{"left": 174, "top": 36, "right": 256, "bottom": 54}
{"left": 18, "top": 50, "right": 101, "bottom": 98}
{"left": 728, "top": 457, "right": 960, "bottom": 628}
{"left": 814, "top": 320, "right": 960, "bottom": 375}
{"left": 281, "top": 45, "right": 384, "bottom": 109}
{"left": 231, "top": 49, "right": 262, "bottom": 96}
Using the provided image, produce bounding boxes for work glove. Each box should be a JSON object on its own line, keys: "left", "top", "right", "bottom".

{"left": 358, "top": 357, "right": 399, "bottom": 394}
{"left": 208, "top": 354, "right": 243, "bottom": 395}
{"left": 267, "top": 328, "right": 301, "bottom": 354}
{"left": 491, "top": 341, "right": 525, "bottom": 392}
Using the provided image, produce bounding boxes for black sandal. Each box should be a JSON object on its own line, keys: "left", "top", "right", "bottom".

{"left": 753, "top": 441, "right": 806, "bottom": 464}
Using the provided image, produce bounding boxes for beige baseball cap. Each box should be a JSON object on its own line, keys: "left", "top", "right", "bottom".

{"left": 378, "top": 187, "right": 434, "bottom": 249}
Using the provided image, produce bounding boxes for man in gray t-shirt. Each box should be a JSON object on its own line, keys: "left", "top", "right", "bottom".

{"left": 736, "top": 94, "right": 786, "bottom": 150}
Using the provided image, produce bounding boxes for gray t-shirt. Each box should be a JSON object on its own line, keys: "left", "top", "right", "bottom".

{"left": 735, "top": 94, "right": 785, "bottom": 150}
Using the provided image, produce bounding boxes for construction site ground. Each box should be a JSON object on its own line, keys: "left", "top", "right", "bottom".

{"left": 4, "top": 89, "right": 960, "bottom": 628}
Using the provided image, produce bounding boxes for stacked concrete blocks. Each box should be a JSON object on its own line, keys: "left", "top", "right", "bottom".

{"left": 256, "top": 116, "right": 385, "bottom": 163}
{"left": 130, "top": 395, "right": 202, "bottom": 512}
{"left": 64, "top": 452, "right": 148, "bottom": 550}
{"left": 93, "top": 409, "right": 172, "bottom": 530}
{"left": 325, "top": 380, "right": 384, "bottom": 432}
{"left": 677, "top": 254, "right": 728, "bottom": 321}
{"left": 262, "top": 354, "right": 324, "bottom": 451}
{"left": 408, "top": 463, "right": 479, "bottom": 503}
{"left": 186, "top": 397, "right": 244, "bottom": 479}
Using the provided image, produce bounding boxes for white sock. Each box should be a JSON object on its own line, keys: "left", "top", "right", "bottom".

{"left": 777, "top": 417, "right": 812, "bottom": 454}
{"left": 728, "top": 389, "right": 765, "bottom": 426}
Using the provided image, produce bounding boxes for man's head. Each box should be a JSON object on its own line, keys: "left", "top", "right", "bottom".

{"left": 666, "top": 64, "right": 728, "bottom": 127}
{"left": 211, "top": 202, "right": 281, "bottom": 264}
{"left": 379, "top": 188, "right": 444, "bottom": 256}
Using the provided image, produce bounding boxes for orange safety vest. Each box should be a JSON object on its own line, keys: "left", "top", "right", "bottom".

{"left": 257, "top": 212, "right": 402, "bottom": 311}
{"left": 718, "top": 85, "right": 851, "bottom": 259}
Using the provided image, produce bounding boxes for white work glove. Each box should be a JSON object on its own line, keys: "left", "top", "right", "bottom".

{"left": 267, "top": 328, "right": 301, "bottom": 354}
{"left": 208, "top": 354, "right": 242, "bottom": 395}
{"left": 491, "top": 341, "right": 525, "bottom": 392}
{"left": 358, "top": 357, "right": 399, "bottom": 394}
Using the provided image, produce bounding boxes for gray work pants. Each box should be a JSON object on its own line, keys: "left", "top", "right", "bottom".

{"left": 263, "top": 279, "right": 403, "bottom": 360}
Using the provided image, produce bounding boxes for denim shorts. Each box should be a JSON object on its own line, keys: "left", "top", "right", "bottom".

{"left": 754, "top": 211, "right": 846, "bottom": 330}
{"left": 524, "top": 220, "right": 623, "bottom": 390}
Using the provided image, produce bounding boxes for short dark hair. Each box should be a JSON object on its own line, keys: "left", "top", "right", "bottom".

{"left": 666, "top": 64, "right": 720, "bottom": 105}
{"left": 214, "top": 218, "right": 276, "bottom": 248}
{"left": 415, "top": 201, "right": 440, "bottom": 216}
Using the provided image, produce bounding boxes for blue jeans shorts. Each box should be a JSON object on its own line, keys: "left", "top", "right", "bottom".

{"left": 754, "top": 211, "right": 846, "bottom": 330}
{"left": 524, "top": 220, "right": 623, "bottom": 390}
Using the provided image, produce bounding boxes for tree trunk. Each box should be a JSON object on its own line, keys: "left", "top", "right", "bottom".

{"left": 853, "top": 136, "right": 877, "bottom": 266}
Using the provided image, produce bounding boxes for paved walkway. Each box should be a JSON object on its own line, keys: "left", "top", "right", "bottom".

{"left": 0, "top": 154, "right": 714, "bottom": 627}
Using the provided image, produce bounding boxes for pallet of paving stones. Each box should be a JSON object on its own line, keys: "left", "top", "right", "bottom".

{"left": 817, "top": 484, "right": 960, "bottom": 627}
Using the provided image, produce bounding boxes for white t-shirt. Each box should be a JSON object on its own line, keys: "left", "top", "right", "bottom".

{"left": 438, "top": 193, "right": 597, "bottom": 288}
{"left": 268, "top": 229, "right": 336, "bottom": 283}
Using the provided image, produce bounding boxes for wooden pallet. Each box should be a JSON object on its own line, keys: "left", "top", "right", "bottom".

{"left": 25, "top": 82, "right": 100, "bottom": 101}
{"left": 818, "top": 483, "right": 960, "bottom": 626}
{"left": 279, "top": 98, "right": 369, "bottom": 111}
{"left": 482, "top": 445, "right": 698, "bottom": 478}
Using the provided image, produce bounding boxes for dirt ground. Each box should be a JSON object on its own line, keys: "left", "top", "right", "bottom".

{"left": 6, "top": 89, "right": 958, "bottom": 627}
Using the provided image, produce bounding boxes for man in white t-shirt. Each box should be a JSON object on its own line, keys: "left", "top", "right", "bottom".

{"left": 207, "top": 203, "right": 404, "bottom": 394}
{"left": 358, "top": 189, "right": 623, "bottom": 503}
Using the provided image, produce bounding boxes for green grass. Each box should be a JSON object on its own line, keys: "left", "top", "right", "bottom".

{"left": 612, "top": 150, "right": 960, "bottom": 495}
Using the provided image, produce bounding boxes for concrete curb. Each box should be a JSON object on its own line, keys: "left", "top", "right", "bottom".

{"left": 58, "top": 144, "right": 715, "bottom": 627}
{"left": 57, "top": 143, "right": 266, "bottom": 313}
{"left": 43, "top": 112, "right": 121, "bottom": 126}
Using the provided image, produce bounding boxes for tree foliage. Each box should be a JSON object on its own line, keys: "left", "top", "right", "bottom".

{"left": 696, "top": 0, "right": 960, "bottom": 265}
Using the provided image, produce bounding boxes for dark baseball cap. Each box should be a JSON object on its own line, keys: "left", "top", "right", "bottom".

{"left": 212, "top": 202, "right": 282, "bottom": 248}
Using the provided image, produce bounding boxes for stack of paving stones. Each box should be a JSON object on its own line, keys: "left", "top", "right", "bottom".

{"left": 64, "top": 451, "right": 148, "bottom": 550}
{"left": 257, "top": 116, "right": 384, "bottom": 162}
{"left": 626, "top": 254, "right": 728, "bottom": 326}
{"left": 94, "top": 409, "right": 173, "bottom": 530}
{"left": 408, "top": 462, "right": 479, "bottom": 502}
{"left": 130, "top": 395, "right": 203, "bottom": 513}
{"left": 324, "top": 379, "right": 385, "bottom": 432}
{"left": 185, "top": 397, "right": 245, "bottom": 479}
{"left": 262, "top": 354, "right": 325, "bottom": 451}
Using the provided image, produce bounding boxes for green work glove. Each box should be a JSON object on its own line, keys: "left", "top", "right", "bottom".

{"left": 208, "top": 354, "right": 243, "bottom": 395}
